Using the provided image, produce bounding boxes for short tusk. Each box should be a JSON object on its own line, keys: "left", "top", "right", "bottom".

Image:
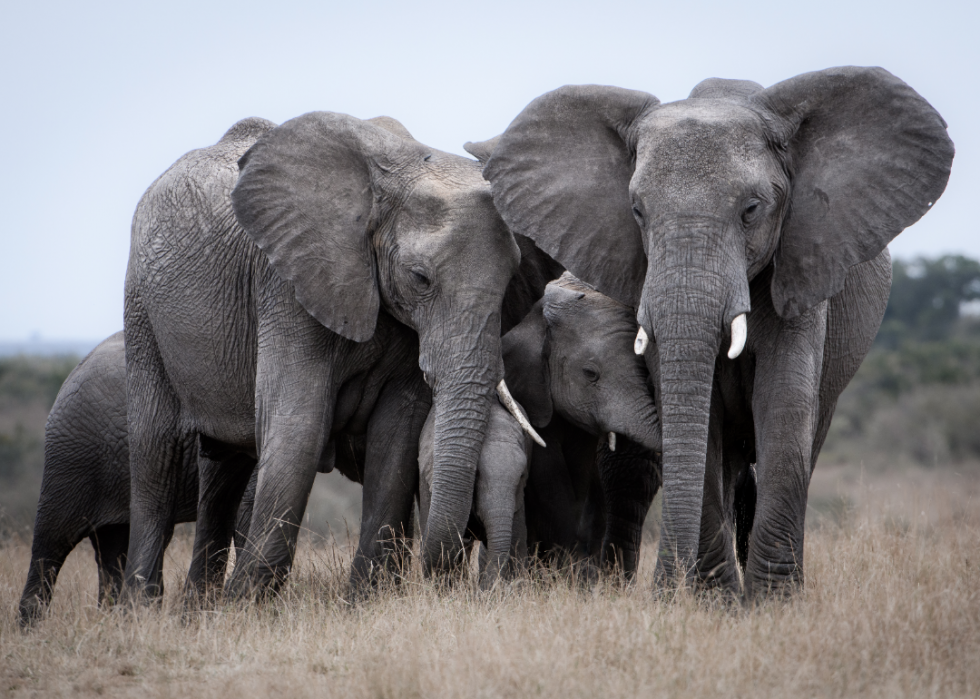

{"left": 608, "top": 432, "right": 617, "bottom": 452}
{"left": 634, "top": 327, "right": 649, "bottom": 356}
{"left": 497, "top": 380, "right": 547, "bottom": 448}
{"left": 728, "top": 313, "right": 747, "bottom": 359}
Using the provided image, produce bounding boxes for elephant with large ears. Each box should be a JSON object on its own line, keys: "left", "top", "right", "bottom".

{"left": 124, "top": 113, "right": 531, "bottom": 599}
{"left": 481, "top": 67, "right": 954, "bottom": 598}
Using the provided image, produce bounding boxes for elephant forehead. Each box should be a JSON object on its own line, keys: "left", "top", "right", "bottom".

{"left": 634, "top": 100, "right": 772, "bottom": 189}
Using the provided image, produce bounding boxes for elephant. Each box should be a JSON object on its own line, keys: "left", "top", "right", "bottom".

{"left": 123, "top": 112, "right": 536, "bottom": 601}
{"left": 418, "top": 273, "right": 662, "bottom": 587}
{"left": 17, "top": 332, "right": 369, "bottom": 625}
{"left": 480, "top": 66, "right": 954, "bottom": 598}
{"left": 17, "top": 333, "right": 199, "bottom": 625}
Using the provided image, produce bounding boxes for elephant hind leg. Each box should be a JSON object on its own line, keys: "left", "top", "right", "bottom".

{"left": 186, "top": 444, "right": 257, "bottom": 601}
{"left": 19, "top": 536, "right": 78, "bottom": 628}
{"left": 91, "top": 523, "right": 130, "bottom": 607}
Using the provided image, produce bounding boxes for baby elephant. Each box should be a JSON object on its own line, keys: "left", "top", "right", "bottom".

{"left": 18, "top": 333, "right": 198, "bottom": 626}
{"left": 17, "top": 333, "right": 262, "bottom": 627}
{"left": 418, "top": 274, "right": 662, "bottom": 587}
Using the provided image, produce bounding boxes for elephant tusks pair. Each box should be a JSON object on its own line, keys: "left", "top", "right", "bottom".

{"left": 497, "top": 380, "right": 547, "bottom": 448}
{"left": 632, "top": 314, "right": 747, "bottom": 360}
{"left": 608, "top": 432, "right": 617, "bottom": 452}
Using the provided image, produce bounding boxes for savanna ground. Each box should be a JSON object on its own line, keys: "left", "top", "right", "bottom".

{"left": 4, "top": 257, "right": 980, "bottom": 697}
{"left": 2, "top": 464, "right": 978, "bottom": 698}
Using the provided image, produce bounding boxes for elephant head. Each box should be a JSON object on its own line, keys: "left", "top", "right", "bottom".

{"left": 482, "top": 67, "right": 954, "bottom": 583}
{"left": 503, "top": 273, "right": 661, "bottom": 454}
{"left": 231, "top": 112, "right": 529, "bottom": 571}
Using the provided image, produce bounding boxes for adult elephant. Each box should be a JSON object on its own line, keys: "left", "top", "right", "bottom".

{"left": 480, "top": 67, "right": 954, "bottom": 598}
{"left": 124, "top": 113, "right": 533, "bottom": 599}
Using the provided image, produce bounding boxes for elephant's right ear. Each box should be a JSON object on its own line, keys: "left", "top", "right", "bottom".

{"left": 484, "top": 85, "right": 659, "bottom": 309}
{"left": 502, "top": 300, "right": 553, "bottom": 428}
{"left": 233, "top": 112, "right": 405, "bottom": 342}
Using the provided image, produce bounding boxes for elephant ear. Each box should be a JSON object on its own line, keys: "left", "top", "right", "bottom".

{"left": 752, "top": 66, "right": 954, "bottom": 319}
{"left": 463, "top": 135, "right": 500, "bottom": 164}
{"left": 233, "top": 112, "right": 416, "bottom": 342}
{"left": 502, "top": 299, "right": 553, "bottom": 428}
{"left": 484, "top": 85, "right": 660, "bottom": 309}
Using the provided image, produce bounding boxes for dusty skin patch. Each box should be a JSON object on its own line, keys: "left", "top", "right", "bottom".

{"left": 2, "top": 468, "right": 979, "bottom": 698}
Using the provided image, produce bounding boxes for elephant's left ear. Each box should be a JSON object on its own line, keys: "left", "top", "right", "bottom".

{"left": 753, "top": 66, "right": 954, "bottom": 319}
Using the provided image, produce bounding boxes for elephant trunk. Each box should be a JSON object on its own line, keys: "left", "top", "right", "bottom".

{"left": 639, "top": 218, "right": 750, "bottom": 587}
{"left": 419, "top": 312, "right": 501, "bottom": 575}
{"left": 480, "top": 501, "right": 517, "bottom": 589}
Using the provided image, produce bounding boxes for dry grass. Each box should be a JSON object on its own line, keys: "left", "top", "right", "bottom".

{"left": 2, "top": 469, "right": 979, "bottom": 698}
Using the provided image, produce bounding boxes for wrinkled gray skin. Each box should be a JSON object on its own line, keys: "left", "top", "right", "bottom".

{"left": 419, "top": 274, "right": 662, "bottom": 586}
{"left": 18, "top": 334, "right": 198, "bottom": 626}
{"left": 507, "top": 274, "right": 661, "bottom": 579}
{"left": 124, "top": 113, "right": 520, "bottom": 599}
{"left": 418, "top": 402, "right": 530, "bottom": 588}
{"left": 483, "top": 67, "right": 954, "bottom": 598}
{"left": 18, "top": 333, "right": 355, "bottom": 625}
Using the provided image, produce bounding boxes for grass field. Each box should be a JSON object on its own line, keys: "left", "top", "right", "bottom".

{"left": 2, "top": 466, "right": 978, "bottom": 698}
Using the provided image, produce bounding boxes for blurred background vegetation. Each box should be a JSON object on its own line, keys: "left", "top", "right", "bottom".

{"left": 3, "top": 255, "right": 980, "bottom": 538}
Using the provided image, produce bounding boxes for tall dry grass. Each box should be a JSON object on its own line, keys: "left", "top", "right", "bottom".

{"left": 2, "top": 469, "right": 979, "bottom": 698}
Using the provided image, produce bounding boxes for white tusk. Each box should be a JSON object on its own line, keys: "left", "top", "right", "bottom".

{"left": 634, "top": 327, "right": 649, "bottom": 356}
{"left": 728, "top": 313, "right": 747, "bottom": 359}
{"left": 608, "top": 432, "right": 617, "bottom": 452}
{"left": 497, "top": 380, "right": 547, "bottom": 448}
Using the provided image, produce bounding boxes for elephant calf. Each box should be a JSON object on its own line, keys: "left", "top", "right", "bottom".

{"left": 418, "top": 274, "right": 663, "bottom": 587}
{"left": 18, "top": 333, "right": 276, "bottom": 626}
{"left": 18, "top": 333, "right": 200, "bottom": 626}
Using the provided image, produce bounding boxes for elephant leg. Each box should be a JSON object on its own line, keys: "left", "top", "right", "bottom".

{"left": 595, "top": 435, "right": 661, "bottom": 582}
{"left": 19, "top": 528, "right": 83, "bottom": 627}
{"left": 694, "top": 383, "right": 740, "bottom": 594}
{"left": 744, "top": 302, "right": 827, "bottom": 599}
{"left": 91, "top": 523, "right": 130, "bottom": 607}
{"left": 123, "top": 316, "right": 183, "bottom": 600}
{"left": 233, "top": 467, "right": 259, "bottom": 554}
{"left": 731, "top": 463, "right": 757, "bottom": 572}
{"left": 523, "top": 426, "right": 581, "bottom": 567}
{"left": 185, "top": 440, "right": 257, "bottom": 600}
{"left": 350, "top": 373, "right": 430, "bottom": 587}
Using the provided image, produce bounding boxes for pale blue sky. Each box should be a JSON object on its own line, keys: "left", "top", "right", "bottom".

{"left": 1, "top": 0, "right": 976, "bottom": 341}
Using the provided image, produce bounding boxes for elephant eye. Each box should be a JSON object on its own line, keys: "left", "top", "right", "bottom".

{"left": 632, "top": 206, "right": 644, "bottom": 224}
{"left": 582, "top": 365, "right": 600, "bottom": 383}
{"left": 410, "top": 270, "right": 432, "bottom": 288}
{"left": 741, "top": 200, "right": 762, "bottom": 225}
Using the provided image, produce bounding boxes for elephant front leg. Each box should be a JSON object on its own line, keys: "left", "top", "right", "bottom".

{"left": 350, "top": 373, "right": 430, "bottom": 589}
{"left": 744, "top": 303, "right": 826, "bottom": 599}
{"left": 224, "top": 411, "right": 328, "bottom": 598}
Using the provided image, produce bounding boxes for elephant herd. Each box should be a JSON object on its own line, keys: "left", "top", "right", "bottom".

{"left": 19, "top": 66, "right": 952, "bottom": 626}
